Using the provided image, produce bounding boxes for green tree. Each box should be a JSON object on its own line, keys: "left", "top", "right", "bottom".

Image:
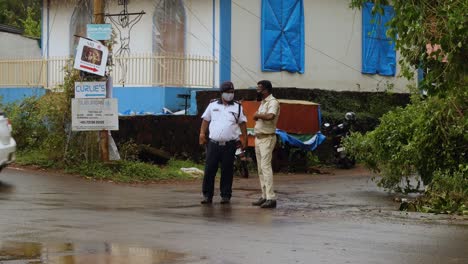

{"left": 0, "top": 0, "right": 41, "bottom": 38}
{"left": 20, "top": 6, "right": 41, "bottom": 37}
{"left": 346, "top": 0, "right": 467, "bottom": 214}
{"left": 349, "top": 0, "right": 467, "bottom": 96}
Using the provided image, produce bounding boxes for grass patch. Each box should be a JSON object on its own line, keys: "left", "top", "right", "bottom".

{"left": 67, "top": 160, "right": 204, "bottom": 183}
{"left": 16, "top": 151, "right": 204, "bottom": 183}
{"left": 15, "top": 150, "right": 57, "bottom": 168}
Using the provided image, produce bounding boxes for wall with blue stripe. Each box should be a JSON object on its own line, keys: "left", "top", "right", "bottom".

{"left": 219, "top": 0, "right": 231, "bottom": 84}
{"left": 0, "top": 87, "right": 47, "bottom": 104}
{"left": 114, "top": 86, "right": 210, "bottom": 114}
{"left": 113, "top": 87, "right": 165, "bottom": 114}
{"left": 0, "top": 86, "right": 210, "bottom": 115}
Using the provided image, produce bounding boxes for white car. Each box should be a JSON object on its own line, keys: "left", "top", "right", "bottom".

{"left": 0, "top": 111, "right": 16, "bottom": 171}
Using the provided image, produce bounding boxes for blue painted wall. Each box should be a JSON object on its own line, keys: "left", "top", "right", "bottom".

{"left": 164, "top": 87, "right": 190, "bottom": 111}
{"left": 164, "top": 87, "right": 210, "bottom": 112}
{"left": 112, "top": 87, "right": 209, "bottom": 113}
{"left": 0, "top": 87, "right": 47, "bottom": 104}
{"left": 0, "top": 86, "right": 211, "bottom": 115}
{"left": 111, "top": 86, "right": 211, "bottom": 114}
{"left": 220, "top": 0, "right": 232, "bottom": 83}
{"left": 113, "top": 86, "right": 165, "bottom": 114}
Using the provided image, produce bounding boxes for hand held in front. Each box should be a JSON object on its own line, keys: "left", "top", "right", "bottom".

{"left": 199, "top": 134, "right": 207, "bottom": 145}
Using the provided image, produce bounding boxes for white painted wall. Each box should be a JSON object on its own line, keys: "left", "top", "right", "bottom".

{"left": 183, "top": 0, "right": 219, "bottom": 86}
{"left": 40, "top": 0, "right": 411, "bottom": 92}
{"left": 0, "top": 32, "right": 41, "bottom": 58}
{"left": 42, "top": 1, "right": 74, "bottom": 57}
{"left": 184, "top": 0, "right": 215, "bottom": 56}
{"left": 42, "top": 0, "right": 154, "bottom": 56}
{"left": 42, "top": 0, "right": 217, "bottom": 56}
{"left": 42, "top": 0, "right": 219, "bottom": 86}
{"left": 231, "top": 0, "right": 414, "bottom": 92}
{"left": 107, "top": 0, "right": 154, "bottom": 54}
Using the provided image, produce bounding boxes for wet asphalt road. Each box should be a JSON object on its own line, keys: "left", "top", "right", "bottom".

{"left": 0, "top": 166, "right": 466, "bottom": 264}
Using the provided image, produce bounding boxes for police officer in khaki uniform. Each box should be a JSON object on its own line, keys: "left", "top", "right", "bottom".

{"left": 199, "top": 81, "right": 248, "bottom": 204}
{"left": 252, "top": 80, "right": 280, "bottom": 209}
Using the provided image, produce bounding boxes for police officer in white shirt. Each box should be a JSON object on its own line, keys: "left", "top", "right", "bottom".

{"left": 199, "top": 81, "right": 248, "bottom": 204}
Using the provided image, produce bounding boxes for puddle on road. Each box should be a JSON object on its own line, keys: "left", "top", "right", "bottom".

{"left": 0, "top": 181, "right": 14, "bottom": 193}
{"left": 0, "top": 241, "right": 184, "bottom": 264}
{"left": 0, "top": 181, "right": 14, "bottom": 201}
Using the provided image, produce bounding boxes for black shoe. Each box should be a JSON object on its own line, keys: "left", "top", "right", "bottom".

{"left": 252, "top": 198, "right": 266, "bottom": 206}
{"left": 201, "top": 197, "right": 212, "bottom": 204}
{"left": 220, "top": 197, "right": 231, "bottom": 204}
{"left": 260, "top": 200, "right": 277, "bottom": 209}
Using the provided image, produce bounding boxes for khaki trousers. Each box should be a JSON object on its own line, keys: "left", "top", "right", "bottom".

{"left": 255, "top": 135, "right": 277, "bottom": 200}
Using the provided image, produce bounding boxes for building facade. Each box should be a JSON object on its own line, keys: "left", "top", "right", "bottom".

{"left": 0, "top": 0, "right": 414, "bottom": 112}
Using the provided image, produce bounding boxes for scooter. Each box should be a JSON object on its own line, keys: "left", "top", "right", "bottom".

{"left": 322, "top": 112, "right": 356, "bottom": 169}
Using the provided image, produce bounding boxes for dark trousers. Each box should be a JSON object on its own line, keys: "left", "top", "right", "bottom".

{"left": 202, "top": 140, "right": 236, "bottom": 199}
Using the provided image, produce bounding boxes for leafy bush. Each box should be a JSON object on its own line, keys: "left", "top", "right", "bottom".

{"left": 1, "top": 96, "right": 48, "bottom": 150}
{"left": 417, "top": 166, "right": 467, "bottom": 215}
{"left": 347, "top": 0, "right": 467, "bottom": 214}
{"left": 344, "top": 93, "right": 466, "bottom": 191}
{"left": 118, "top": 139, "right": 140, "bottom": 161}
{"left": 306, "top": 151, "right": 321, "bottom": 168}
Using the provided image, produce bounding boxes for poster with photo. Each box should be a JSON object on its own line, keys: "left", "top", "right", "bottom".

{"left": 73, "top": 37, "right": 108, "bottom": 76}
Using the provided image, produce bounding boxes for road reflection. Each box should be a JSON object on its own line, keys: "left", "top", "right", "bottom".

{"left": 0, "top": 241, "right": 184, "bottom": 263}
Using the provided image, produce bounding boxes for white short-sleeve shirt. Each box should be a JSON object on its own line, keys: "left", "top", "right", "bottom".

{"left": 201, "top": 100, "right": 247, "bottom": 142}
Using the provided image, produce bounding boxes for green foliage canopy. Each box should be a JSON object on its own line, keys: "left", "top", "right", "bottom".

{"left": 0, "top": 0, "right": 41, "bottom": 38}
{"left": 350, "top": 0, "right": 467, "bottom": 96}
{"left": 346, "top": 1, "right": 467, "bottom": 213}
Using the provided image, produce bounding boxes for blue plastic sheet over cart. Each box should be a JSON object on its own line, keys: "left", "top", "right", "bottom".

{"left": 242, "top": 99, "right": 326, "bottom": 172}
{"left": 275, "top": 129, "right": 326, "bottom": 151}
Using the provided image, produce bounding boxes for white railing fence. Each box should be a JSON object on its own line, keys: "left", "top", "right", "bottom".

{"left": 0, "top": 53, "right": 216, "bottom": 88}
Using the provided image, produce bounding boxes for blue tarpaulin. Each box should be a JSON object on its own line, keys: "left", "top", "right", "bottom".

{"left": 275, "top": 129, "right": 326, "bottom": 152}
{"left": 362, "top": 2, "right": 396, "bottom": 76}
{"left": 261, "top": 0, "right": 304, "bottom": 73}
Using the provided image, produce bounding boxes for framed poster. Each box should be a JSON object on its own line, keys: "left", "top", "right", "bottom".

{"left": 73, "top": 37, "right": 108, "bottom": 76}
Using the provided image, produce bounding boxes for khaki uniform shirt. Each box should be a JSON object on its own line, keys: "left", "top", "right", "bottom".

{"left": 254, "top": 94, "right": 280, "bottom": 135}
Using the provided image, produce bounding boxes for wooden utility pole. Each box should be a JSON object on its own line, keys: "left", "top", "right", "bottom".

{"left": 94, "top": 0, "right": 109, "bottom": 162}
{"left": 94, "top": 0, "right": 105, "bottom": 23}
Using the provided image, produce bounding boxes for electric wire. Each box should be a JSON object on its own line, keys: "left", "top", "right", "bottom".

{"left": 231, "top": 0, "right": 409, "bottom": 92}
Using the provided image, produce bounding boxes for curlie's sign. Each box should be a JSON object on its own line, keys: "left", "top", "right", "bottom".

{"left": 74, "top": 81, "right": 106, "bottom": 99}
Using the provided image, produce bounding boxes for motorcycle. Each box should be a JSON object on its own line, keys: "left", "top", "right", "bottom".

{"left": 322, "top": 112, "right": 356, "bottom": 169}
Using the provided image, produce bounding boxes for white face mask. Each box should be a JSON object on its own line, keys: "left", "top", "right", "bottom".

{"left": 222, "top": 92, "right": 234, "bottom": 102}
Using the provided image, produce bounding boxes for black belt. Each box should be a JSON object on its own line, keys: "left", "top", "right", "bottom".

{"left": 209, "top": 139, "right": 237, "bottom": 146}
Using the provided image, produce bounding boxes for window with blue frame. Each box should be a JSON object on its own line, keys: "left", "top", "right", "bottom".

{"left": 362, "top": 2, "right": 396, "bottom": 76}
{"left": 261, "top": 0, "right": 304, "bottom": 73}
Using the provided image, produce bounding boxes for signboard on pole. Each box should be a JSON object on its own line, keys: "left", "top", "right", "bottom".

{"left": 71, "top": 98, "right": 118, "bottom": 131}
{"left": 73, "top": 38, "right": 108, "bottom": 76}
{"left": 87, "top": 24, "right": 112, "bottom": 40}
{"left": 75, "top": 82, "right": 106, "bottom": 99}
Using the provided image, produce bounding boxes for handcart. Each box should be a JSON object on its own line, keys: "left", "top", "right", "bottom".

{"left": 238, "top": 99, "right": 325, "bottom": 175}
